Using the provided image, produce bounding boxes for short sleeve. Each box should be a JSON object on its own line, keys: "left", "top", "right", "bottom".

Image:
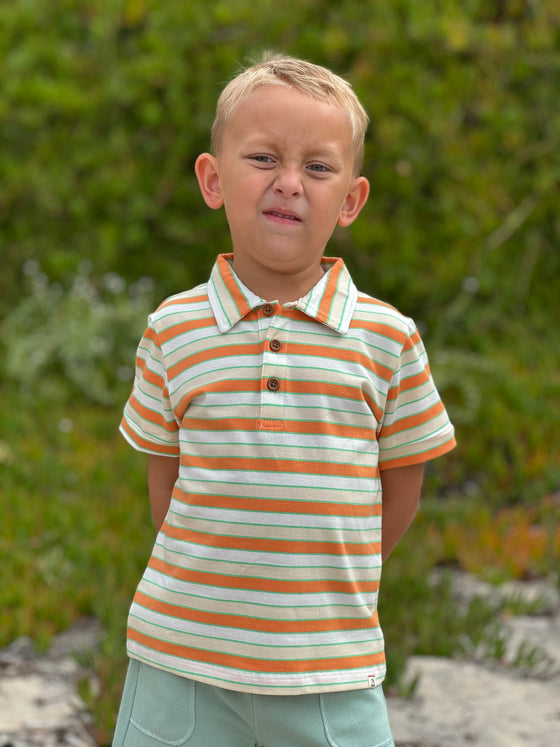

{"left": 119, "top": 317, "right": 180, "bottom": 456}
{"left": 378, "top": 322, "right": 455, "bottom": 469}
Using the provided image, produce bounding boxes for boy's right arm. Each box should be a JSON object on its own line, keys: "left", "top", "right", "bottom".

{"left": 148, "top": 454, "right": 180, "bottom": 531}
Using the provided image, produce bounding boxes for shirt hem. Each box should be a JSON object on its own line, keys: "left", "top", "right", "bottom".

{"left": 125, "top": 646, "right": 387, "bottom": 696}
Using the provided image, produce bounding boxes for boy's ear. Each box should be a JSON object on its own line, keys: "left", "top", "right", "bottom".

{"left": 337, "top": 176, "right": 370, "bottom": 227}
{"left": 194, "top": 153, "right": 224, "bottom": 209}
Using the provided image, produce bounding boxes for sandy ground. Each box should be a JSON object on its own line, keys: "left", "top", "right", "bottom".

{"left": 0, "top": 575, "right": 558, "bottom": 747}
{"left": 388, "top": 576, "right": 560, "bottom": 746}
{"left": 0, "top": 619, "right": 101, "bottom": 746}
{"left": 388, "top": 617, "right": 560, "bottom": 746}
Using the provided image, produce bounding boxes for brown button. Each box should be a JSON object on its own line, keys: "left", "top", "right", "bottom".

{"left": 267, "top": 377, "right": 280, "bottom": 392}
{"left": 269, "top": 339, "right": 282, "bottom": 352}
{"left": 263, "top": 303, "right": 275, "bottom": 316}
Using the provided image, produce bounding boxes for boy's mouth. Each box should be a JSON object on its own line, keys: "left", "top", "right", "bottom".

{"left": 263, "top": 209, "right": 302, "bottom": 223}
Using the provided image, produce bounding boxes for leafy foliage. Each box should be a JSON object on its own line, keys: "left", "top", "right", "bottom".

{"left": 2, "top": 0, "right": 559, "bottom": 500}
{"left": 1, "top": 0, "right": 558, "bottom": 315}
{"left": 3, "top": 260, "right": 154, "bottom": 405}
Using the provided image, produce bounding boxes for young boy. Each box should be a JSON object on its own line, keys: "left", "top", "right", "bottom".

{"left": 113, "top": 54, "right": 455, "bottom": 747}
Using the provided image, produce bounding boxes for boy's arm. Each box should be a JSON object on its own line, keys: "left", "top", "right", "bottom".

{"left": 148, "top": 454, "right": 180, "bottom": 531}
{"left": 380, "top": 462, "right": 425, "bottom": 561}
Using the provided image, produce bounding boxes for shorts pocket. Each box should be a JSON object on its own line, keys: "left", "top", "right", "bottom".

{"left": 127, "top": 661, "right": 196, "bottom": 745}
{"left": 319, "top": 687, "right": 394, "bottom": 747}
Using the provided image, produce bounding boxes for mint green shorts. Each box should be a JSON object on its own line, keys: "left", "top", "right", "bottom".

{"left": 113, "top": 659, "right": 394, "bottom": 747}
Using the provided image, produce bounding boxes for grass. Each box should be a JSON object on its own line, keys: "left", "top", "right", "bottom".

{"left": 1, "top": 380, "right": 559, "bottom": 744}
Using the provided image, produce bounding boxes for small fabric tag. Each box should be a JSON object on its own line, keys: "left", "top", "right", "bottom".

{"left": 368, "top": 674, "right": 377, "bottom": 688}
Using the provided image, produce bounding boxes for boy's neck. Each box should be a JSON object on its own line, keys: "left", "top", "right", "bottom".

{"left": 231, "top": 258, "right": 327, "bottom": 305}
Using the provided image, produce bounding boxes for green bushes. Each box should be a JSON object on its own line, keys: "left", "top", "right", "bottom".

{"left": 2, "top": 1, "right": 558, "bottom": 316}
{"left": 2, "top": 0, "right": 559, "bottom": 499}
{"left": 3, "top": 260, "right": 154, "bottom": 405}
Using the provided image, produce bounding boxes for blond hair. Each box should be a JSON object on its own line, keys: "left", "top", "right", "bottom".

{"left": 211, "top": 53, "right": 369, "bottom": 176}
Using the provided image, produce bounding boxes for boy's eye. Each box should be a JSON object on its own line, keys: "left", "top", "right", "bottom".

{"left": 249, "top": 155, "right": 275, "bottom": 164}
{"left": 307, "top": 163, "right": 330, "bottom": 173}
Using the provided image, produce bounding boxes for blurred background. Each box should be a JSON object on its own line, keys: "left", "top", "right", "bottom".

{"left": 1, "top": 0, "right": 559, "bottom": 743}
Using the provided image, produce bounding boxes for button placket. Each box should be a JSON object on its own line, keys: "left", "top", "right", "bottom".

{"left": 259, "top": 311, "right": 287, "bottom": 429}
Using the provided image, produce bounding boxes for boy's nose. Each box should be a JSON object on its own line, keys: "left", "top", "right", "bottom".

{"left": 273, "top": 168, "right": 302, "bottom": 197}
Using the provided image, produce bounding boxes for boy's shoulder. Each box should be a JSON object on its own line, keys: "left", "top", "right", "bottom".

{"left": 154, "top": 282, "right": 209, "bottom": 310}
{"left": 148, "top": 282, "right": 211, "bottom": 326}
{"left": 353, "top": 288, "right": 416, "bottom": 337}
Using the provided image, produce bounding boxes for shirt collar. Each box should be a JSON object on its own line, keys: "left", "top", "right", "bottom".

{"left": 208, "top": 254, "right": 358, "bottom": 335}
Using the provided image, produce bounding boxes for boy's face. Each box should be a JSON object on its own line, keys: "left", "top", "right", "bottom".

{"left": 196, "top": 85, "right": 369, "bottom": 300}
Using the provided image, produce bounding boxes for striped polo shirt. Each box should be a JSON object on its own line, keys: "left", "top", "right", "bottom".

{"left": 120, "top": 254, "right": 455, "bottom": 694}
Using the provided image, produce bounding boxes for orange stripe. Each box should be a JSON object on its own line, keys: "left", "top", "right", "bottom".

{"left": 163, "top": 338, "right": 395, "bottom": 385}
{"left": 182, "top": 494, "right": 382, "bottom": 517}
{"left": 158, "top": 292, "right": 208, "bottom": 309}
{"left": 171, "top": 372, "right": 384, "bottom": 403}
{"left": 120, "top": 420, "right": 178, "bottom": 455}
{"left": 285, "top": 343, "right": 394, "bottom": 381}
{"left": 139, "top": 325, "right": 158, "bottom": 344}
{"left": 183, "top": 417, "right": 375, "bottom": 440}
{"left": 361, "top": 390, "right": 384, "bottom": 423}
{"left": 216, "top": 253, "right": 254, "bottom": 316}
{"left": 179, "top": 454, "right": 376, "bottom": 479}
{"left": 316, "top": 259, "right": 341, "bottom": 322}
{"left": 381, "top": 436, "right": 457, "bottom": 468}
{"left": 174, "top": 380, "right": 260, "bottom": 417}
{"left": 156, "top": 315, "right": 215, "bottom": 344}
{"left": 126, "top": 396, "right": 177, "bottom": 432}
{"left": 356, "top": 295, "right": 400, "bottom": 313}
{"left": 128, "top": 627, "right": 386, "bottom": 673}
{"left": 135, "top": 363, "right": 166, "bottom": 391}
{"left": 349, "top": 316, "right": 407, "bottom": 345}
{"left": 265, "top": 378, "right": 369, "bottom": 401}
{"left": 134, "top": 591, "right": 379, "bottom": 634}
{"left": 158, "top": 528, "right": 381, "bottom": 558}
{"left": 149, "top": 557, "right": 380, "bottom": 594}
{"left": 386, "top": 370, "right": 430, "bottom": 399}
{"left": 180, "top": 377, "right": 259, "bottom": 397}
{"left": 404, "top": 328, "right": 423, "bottom": 347}
{"left": 381, "top": 401, "right": 445, "bottom": 437}
{"left": 168, "top": 342, "right": 262, "bottom": 380}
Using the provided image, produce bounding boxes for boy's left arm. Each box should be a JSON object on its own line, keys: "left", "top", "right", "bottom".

{"left": 380, "top": 462, "right": 425, "bottom": 561}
